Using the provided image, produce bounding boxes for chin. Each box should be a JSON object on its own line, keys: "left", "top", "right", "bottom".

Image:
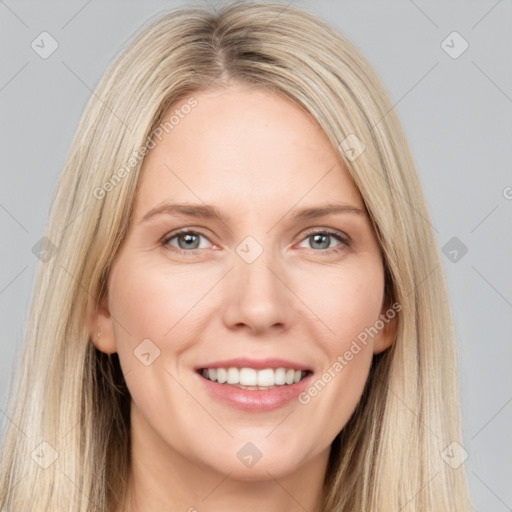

{"left": 196, "top": 439, "right": 314, "bottom": 481}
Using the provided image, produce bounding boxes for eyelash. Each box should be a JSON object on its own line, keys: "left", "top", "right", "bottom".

{"left": 161, "top": 228, "right": 350, "bottom": 256}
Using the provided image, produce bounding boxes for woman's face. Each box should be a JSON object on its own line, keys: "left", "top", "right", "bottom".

{"left": 95, "top": 84, "right": 395, "bottom": 480}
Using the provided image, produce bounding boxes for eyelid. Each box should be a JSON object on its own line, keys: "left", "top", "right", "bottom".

{"left": 297, "top": 227, "right": 350, "bottom": 245}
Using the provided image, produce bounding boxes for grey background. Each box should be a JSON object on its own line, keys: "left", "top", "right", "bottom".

{"left": 1, "top": 0, "right": 511, "bottom": 509}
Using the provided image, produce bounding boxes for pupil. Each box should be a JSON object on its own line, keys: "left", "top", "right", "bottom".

{"left": 312, "top": 234, "right": 329, "bottom": 249}
{"left": 180, "top": 233, "right": 199, "bottom": 249}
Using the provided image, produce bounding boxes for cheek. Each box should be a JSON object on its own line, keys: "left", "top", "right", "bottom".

{"left": 109, "top": 258, "right": 216, "bottom": 347}
{"left": 291, "top": 260, "right": 383, "bottom": 419}
{"left": 107, "top": 259, "right": 211, "bottom": 420}
{"left": 295, "top": 258, "right": 385, "bottom": 349}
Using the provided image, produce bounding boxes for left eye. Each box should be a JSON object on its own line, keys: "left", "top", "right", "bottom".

{"left": 162, "top": 229, "right": 348, "bottom": 254}
{"left": 297, "top": 230, "right": 348, "bottom": 253}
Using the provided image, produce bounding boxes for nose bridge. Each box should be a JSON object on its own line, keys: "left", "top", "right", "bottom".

{"left": 222, "top": 235, "right": 293, "bottom": 333}
{"left": 236, "top": 240, "right": 277, "bottom": 293}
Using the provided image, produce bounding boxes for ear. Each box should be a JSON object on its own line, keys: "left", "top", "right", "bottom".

{"left": 373, "top": 301, "right": 399, "bottom": 355}
{"left": 87, "top": 294, "right": 117, "bottom": 354}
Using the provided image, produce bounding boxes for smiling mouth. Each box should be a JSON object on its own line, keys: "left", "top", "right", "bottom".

{"left": 198, "top": 367, "right": 312, "bottom": 390}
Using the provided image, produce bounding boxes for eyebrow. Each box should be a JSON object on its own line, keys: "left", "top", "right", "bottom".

{"left": 140, "top": 202, "right": 365, "bottom": 225}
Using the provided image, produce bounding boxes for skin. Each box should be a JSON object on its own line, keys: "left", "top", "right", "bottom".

{"left": 90, "top": 83, "right": 396, "bottom": 512}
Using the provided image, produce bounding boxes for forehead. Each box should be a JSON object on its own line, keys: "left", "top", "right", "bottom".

{"left": 134, "top": 85, "right": 363, "bottom": 219}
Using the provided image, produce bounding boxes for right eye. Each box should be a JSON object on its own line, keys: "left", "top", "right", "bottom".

{"left": 162, "top": 229, "right": 214, "bottom": 254}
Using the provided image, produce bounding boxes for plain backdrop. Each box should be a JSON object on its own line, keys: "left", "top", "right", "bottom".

{"left": 1, "top": 0, "right": 511, "bottom": 509}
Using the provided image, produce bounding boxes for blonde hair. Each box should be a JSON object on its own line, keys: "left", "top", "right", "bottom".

{"left": 0, "top": 2, "right": 471, "bottom": 510}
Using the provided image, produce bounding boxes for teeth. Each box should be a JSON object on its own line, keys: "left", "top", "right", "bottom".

{"left": 240, "top": 368, "right": 257, "bottom": 386}
{"left": 201, "top": 366, "right": 308, "bottom": 387}
{"left": 227, "top": 367, "right": 239, "bottom": 384}
{"left": 274, "top": 368, "right": 286, "bottom": 385}
{"left": 257, "top": 368, "right": 274, "bottom": 387}
{"left": 217, "top": 368, "right": 227, "bottom": 384}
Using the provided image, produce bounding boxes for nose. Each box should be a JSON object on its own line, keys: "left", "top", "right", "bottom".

{"left": 221, "top": 248, "right": 295, "bottom": 336}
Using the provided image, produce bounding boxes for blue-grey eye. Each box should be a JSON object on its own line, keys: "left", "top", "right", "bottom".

{"left": 164, "top": 231, "right": 209, "bottom": 251}
{"left": 298, "top": 230, "right": 347, "bottom": 252}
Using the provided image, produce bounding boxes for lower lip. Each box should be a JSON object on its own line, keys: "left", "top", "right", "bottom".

{"left": 196, "top": 371, "right": 313, "bottom": 412}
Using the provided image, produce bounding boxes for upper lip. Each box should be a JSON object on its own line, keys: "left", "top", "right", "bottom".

{"left": 195, "top": 357, "right": 313, "bottom": 372}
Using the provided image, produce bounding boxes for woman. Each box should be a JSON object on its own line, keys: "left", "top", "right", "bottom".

{"left": 0, "top": 2, "right": 471, "bottom": 511}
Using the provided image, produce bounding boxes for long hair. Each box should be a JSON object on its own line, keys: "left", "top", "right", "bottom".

{"left": 0, "top": 2, "right": 471, "bottom": 510}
